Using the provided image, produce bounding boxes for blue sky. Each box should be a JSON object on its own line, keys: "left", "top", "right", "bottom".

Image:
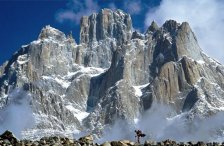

{"left": 0, "top": 0, "right": 224, "bottom": 65}
{"left": 0, "top": 0, "right": 161, "bottom": 65}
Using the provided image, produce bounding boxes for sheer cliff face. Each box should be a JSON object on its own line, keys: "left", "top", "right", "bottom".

{"left": 0, "top": 8, "right": 224, "bottom": 139}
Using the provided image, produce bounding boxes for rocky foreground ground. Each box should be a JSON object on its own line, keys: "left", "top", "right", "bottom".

{"left": 1, "top": 131, "right": 224, "bottom": 146}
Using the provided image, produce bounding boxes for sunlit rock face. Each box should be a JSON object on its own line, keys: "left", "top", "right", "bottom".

{"left": 0, "top": 8, "right": 224, "bottom": 140}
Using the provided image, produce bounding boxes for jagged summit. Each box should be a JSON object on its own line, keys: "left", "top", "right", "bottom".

{"left": 146, "top": 20, "right": 159, "bottom": 33}
{"left": 80, "top": 8, "right": 132, "bottom": 44}
{"left": 38, "top": 25, "right": 66, "bottom": 41}
{"left": 0, "top": 8, "right": 224, "bottom": 141}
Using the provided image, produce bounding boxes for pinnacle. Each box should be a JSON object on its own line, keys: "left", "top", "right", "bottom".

{"left": 38, "top": 25, "right": 66, "bottom": 41}
{"left": 79, "top": 8, "right": 132, "bottom": 44}
{"left": 146, "top": 20, "right": 159, "bottom": 33}
{"left": 162, "top": 20, "right": 180, "bottom": 34}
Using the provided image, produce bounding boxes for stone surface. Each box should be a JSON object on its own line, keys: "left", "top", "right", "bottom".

{"left": 1, "top": 131, "right": 222, "bottom": 146}
{"left": 146, "top": 21, "right": 159, "bottom": 33}
{"left": 80, "top": 9, "right": 132, "bottom": 45}
{"left": 79, "top": 135, "right": 94, "bottom": 145}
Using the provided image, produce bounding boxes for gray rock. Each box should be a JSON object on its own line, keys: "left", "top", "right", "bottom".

{"left": 144, "top": 140, "right": 156, "bottom": 146}
{"left": 111, "top": 141, "right": 128, "bottom": 146}
{"left": 146, "top": 20, "right": 159, "bottom": 33}
{"left": 132, "top": 31, "right": 145, "bottom": 40}
{"left": 175, "top": 22, "right": 203, "bottom": 61}
{"left": 101, "top": 141, "right": 112, "bottom": 146}
{"left": 79, "top": 135, "right": 94, "bottom": 145}
{"left": 3, "top": 139, "right": 11, "bottom": 145}
{"left": 80, "top": 9, "right": 132, "bottom": 45}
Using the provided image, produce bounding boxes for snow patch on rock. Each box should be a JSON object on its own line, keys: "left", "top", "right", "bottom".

{"left": 133, "top": 83, "right": 150, "bottom": 97}
{"left": 65, "top": 105, "right": 89, "bottom": 122}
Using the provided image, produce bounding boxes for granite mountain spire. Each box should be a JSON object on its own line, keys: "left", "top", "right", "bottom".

{"left": 0, "top": 9, "right": 224, "bottom": 140}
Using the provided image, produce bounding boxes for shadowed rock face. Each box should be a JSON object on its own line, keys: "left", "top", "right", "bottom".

{"left": 0, "top": 9, "right": 224, "bottom": 139}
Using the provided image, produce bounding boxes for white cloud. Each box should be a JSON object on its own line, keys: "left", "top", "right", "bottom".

{"left": 145, "top": 0, "right": 224, "bottom": 63}
{"left": 124, "top": 1, "right": 142, "bottom": 15}
{"left": 97, "top": 102, "right": 224, "bottom": 142}
{"left": 56, "top": 0, "right": 100, "bottom": 25}
{"left": 56, "top": 10, "right": 77, "bottom": 23}
{"left": 108, "top": 3, "right": 117, "bottom": 11}
{"left": 0, "top": 88, "right": 34, "bottom": 138}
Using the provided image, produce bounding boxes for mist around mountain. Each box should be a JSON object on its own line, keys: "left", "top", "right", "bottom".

{"left": 0, "top": 9, "right": 224, "bottom": 142}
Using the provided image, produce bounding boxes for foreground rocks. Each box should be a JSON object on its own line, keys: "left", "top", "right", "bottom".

{"left": 0, "top": 131, "right": 91, "bottom": 146}
{"left": 1, "top": 131, "right": 224, "bottom": 146}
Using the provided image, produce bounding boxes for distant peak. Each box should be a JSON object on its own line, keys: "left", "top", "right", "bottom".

{"left": 99, "top": 8, "right": 127, "bottom": 15}
{"left": 163, "top": 20, "right": 179, "bottom": 26}
{"left": 66, "top": 31, "right": 76, "bottom": 44}
{"left": 179, "top": 22, "right": 191, "bottom": 31}
{"left": 162, "top": 20, "right": 180, "bottom": 34}
{"left": 40, "top": 25, "right": 59, "bottom": 34}
{"left": 114, "top": 9, "right": 127, "bottom": 15}
{"left": 80, "top": 8, "right": 132, "bottom": 44}
{"left": 44, "top": 25, "right": 55, "bottom": 30}
{"left": 100, "top": 8, "right": 113, "bottom": 13}
{"left": 38, "top": 25, "right": 66, "bottom": 41}
{"left": 146, "top": 20, "right": 159, "bottom": 33}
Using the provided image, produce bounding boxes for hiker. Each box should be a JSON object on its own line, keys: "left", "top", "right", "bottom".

{"left": 135, "top": 130, "right": 146, "bottom": 143}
